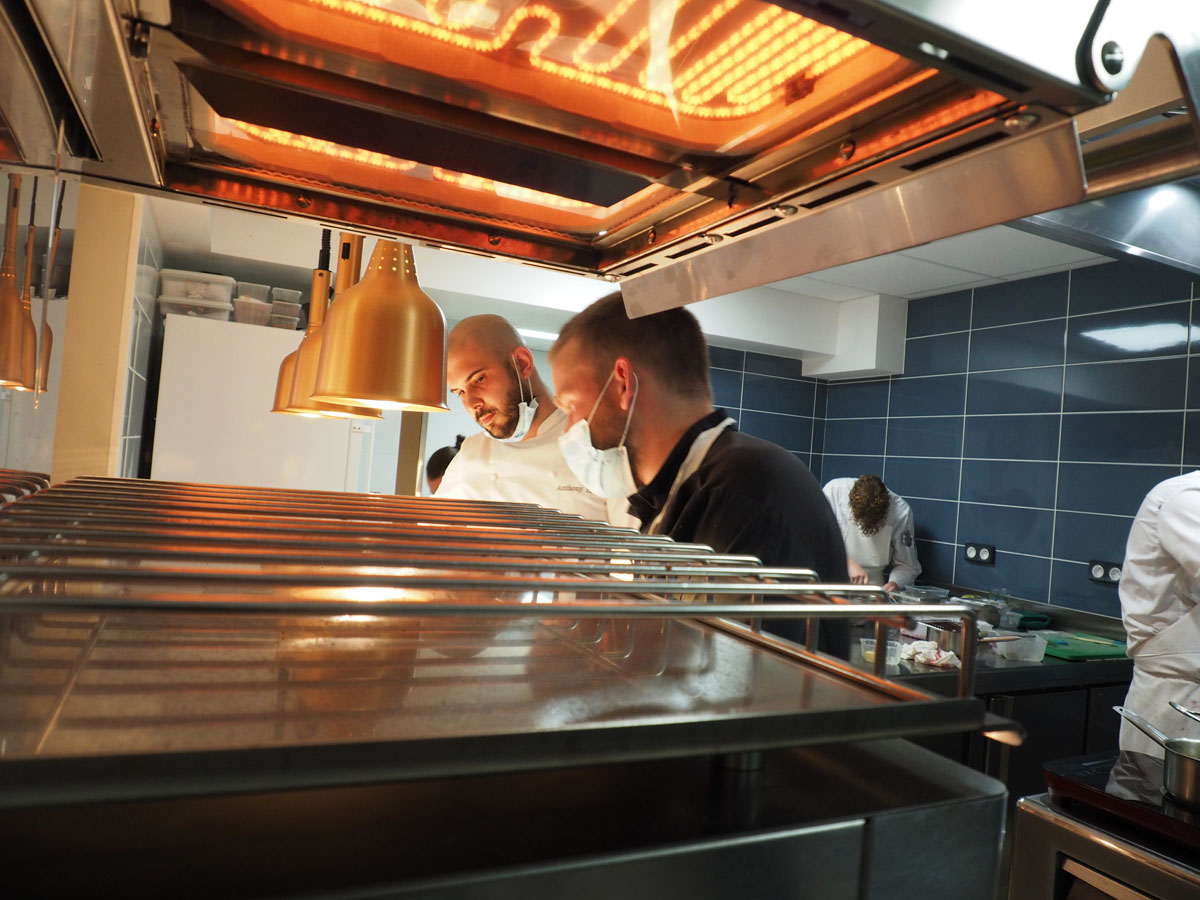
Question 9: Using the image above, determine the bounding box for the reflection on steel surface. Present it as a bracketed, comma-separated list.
[0, 476, 985, 807]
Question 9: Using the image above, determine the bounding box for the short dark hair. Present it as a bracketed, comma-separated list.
[426, 435, 465, 480]
[552, 293, 712, 400]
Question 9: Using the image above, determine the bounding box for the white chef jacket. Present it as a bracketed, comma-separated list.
[1117, 471, 1200, 756]
[435, 407, 630, 525]
[822, 477, 921, 587]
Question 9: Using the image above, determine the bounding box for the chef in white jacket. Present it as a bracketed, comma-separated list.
[1116, 471, 1200, 757]
[823, 475, 921, 592]
[436, 314, 628, 524]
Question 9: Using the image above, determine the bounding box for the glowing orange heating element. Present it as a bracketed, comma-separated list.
[228, 119, 602, 211]
[296, 0, 871, 119]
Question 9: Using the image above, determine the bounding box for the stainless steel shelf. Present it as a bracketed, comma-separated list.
[0, 477, 986, 808]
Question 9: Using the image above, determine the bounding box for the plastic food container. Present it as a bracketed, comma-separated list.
[860, 638, 901, 666]
[271, 287, 303, 304]
[233, 297, 271, 326]
[271, 300, 302, 318]
[992, 634, 1048, 662]
[237, 281, 271, 303]
[270, 314, 300, 330]
[160, 269, 236, 304]
[157, 295, 233, 320]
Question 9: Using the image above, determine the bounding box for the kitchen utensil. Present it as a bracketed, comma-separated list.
[1170, 701, 1200, 726]
[923, 620, 1019, 656]
[1114, 706, 1200, 807]
[1068, 633, 1125, 646]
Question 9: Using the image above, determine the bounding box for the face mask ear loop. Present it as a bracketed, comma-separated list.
[618, 372, 638, 449]
[585, 367, 617, 423]
[511, 355, 527, 405]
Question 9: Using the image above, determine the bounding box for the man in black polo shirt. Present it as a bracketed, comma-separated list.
[548, 293, 850, 656]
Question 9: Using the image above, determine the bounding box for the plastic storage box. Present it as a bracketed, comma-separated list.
[160, 269, 236, 304]
[271, 300, 302, 318]
[271, 287, 302, 304]
[270, 314, 300, 330]
[237, 281, 270, 302]
[157, 295, 233, 320]
[992, 634, 1048, 662]
[233, 297, 272, 326]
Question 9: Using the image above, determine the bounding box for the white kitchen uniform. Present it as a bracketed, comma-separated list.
[1117, 471, 1200, 757]
[435, 407, 630, 525]
[822, 477, 921, 587]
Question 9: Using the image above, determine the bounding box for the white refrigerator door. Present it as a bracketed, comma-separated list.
[151, 315, 352, 490]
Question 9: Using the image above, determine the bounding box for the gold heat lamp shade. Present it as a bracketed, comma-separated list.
[271, 348, 308, 415]
[311, 240, 448, 412]
[0, 174, 29, 389]
[286, 268, 381, 419]
[15, 195, 38, 393]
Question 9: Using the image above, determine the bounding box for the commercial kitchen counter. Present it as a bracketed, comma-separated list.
[847, 623, 1133, 696]
[0, 476, 1009, 899]
[845, 602, 1133, 808]
[3, 738, 1007, 899]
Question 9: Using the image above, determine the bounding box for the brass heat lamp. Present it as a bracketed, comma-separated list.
[270, 348, 306, 415]
[0, 174, 29, 389]
[15, 176, 39, 392]
[311, 239, 448, 412]
[286, 232, 381, 420]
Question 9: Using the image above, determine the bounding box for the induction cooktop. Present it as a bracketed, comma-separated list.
[1044, 752, 1200, 853]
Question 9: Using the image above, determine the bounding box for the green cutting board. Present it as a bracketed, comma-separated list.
[1041, 633, 1128, 660]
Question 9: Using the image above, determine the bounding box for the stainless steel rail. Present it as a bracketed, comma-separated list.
[0, 477, 985, 801]
[0, 468, 50, 502]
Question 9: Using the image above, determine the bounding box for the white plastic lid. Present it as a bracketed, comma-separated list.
[159, 269, 237, 285]
[157, 295, 234, 311]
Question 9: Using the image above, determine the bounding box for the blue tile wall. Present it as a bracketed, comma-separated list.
[821, 454, 885, 482]
[1069, 260, 1192, 314]
[972, 272, 1069, 327]
[707, 258, 1196, 619]
[708, 345, 823, 482]
[815, 259, 1197, 618]
[824, 417, 887, 456]
[1066, 302, 1191, 363]
[966, 367, 1064, 414]
[887, 416, 963, 458]
[969, 319, 1065, 371]
[889, 374, 965, 417]
[962, 415, 1059, 461]
[1063, 358, 1187, 412]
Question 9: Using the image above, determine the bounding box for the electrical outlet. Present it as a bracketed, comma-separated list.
[964, 542, 995, 565]
[1088, 560, 1122, 584]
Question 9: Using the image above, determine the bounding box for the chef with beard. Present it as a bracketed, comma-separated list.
[435, 314, 625, 524]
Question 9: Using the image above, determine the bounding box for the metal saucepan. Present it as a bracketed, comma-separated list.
[1170, 700, 1200, 726]
[1114, 706, 1200, 807]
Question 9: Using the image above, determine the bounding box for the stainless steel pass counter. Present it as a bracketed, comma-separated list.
[0, 477, 1007, 898]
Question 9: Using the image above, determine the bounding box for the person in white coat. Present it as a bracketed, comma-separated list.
[436, 314, 627, 524]
[823, 475, 921, 593]
[1116, 471, 1200, 757]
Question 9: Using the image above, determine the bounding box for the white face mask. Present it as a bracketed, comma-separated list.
[495, 355, 538, 443]
[558, 369, 639, 499]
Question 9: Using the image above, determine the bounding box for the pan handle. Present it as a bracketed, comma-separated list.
[1169, 700, 1200, 725]
[1113, 706, 1170, 749]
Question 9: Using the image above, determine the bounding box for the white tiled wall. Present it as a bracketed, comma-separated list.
[120, 204, 161, 478]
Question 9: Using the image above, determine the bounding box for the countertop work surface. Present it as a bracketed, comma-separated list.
[847, 623, 1133, 696]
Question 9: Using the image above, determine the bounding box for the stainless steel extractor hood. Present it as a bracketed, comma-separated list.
[1, 1, 1199, 309]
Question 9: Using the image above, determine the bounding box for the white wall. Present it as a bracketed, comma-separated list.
[152, 315, 354, 490]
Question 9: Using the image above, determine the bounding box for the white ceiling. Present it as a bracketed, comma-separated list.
[145, 194, 1114, 350]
